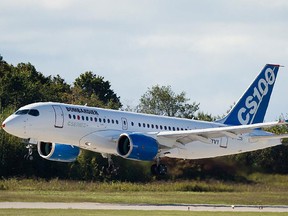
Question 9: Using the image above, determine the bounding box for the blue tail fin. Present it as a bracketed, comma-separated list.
[218, 64, 280, 125]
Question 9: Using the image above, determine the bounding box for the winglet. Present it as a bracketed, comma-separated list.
[217, 64, 281, 125]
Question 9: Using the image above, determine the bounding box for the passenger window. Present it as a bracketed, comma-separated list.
[112, 119, 114, 124]
[138, 123, 141, 127]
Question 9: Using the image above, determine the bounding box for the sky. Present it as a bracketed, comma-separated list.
[1, 0, 288, 121]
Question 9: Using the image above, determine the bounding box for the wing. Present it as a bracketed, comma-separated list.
[156, 121, 288, 147]
[79, 130, 121, 154]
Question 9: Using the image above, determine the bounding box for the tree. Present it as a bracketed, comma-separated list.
[0, 61, 70, 108]
[137, 85, 199, 119]
[74, 71, 121, 109]
[137, 85, 204, 179]
[41, 75, 72, 103]
[195, 111, 216, 121]
[230, 124, 288, 174]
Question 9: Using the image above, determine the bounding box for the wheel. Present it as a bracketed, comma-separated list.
[157, 164, 168, 175]
[151, 164, 158, 175]
[102, 165, 118, 175]
[151, 164, 168, 176]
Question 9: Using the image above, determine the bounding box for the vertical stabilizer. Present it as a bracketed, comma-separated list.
[218, 64, 280, 125]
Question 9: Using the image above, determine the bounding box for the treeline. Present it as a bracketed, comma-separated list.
[0, 55, 288, 182]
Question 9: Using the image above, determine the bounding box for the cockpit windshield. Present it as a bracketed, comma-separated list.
[15, 109, 29, 115]
[15, 109, 40, 116]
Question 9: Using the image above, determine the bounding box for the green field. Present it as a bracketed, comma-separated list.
[0, 209, 287, 216]
[0, 173, 288, 206]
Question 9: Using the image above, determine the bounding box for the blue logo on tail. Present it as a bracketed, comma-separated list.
[219, 64, 280, 125]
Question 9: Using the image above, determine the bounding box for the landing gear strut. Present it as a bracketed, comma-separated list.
[24, 144, 34, 160]
[101, 154, 119, 175]
[151, 157, 168, 176]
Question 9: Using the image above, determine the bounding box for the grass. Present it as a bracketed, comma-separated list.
[0, 173, 288, 205]
[0, 209, 287, 216]
[0, 178, 237, 192]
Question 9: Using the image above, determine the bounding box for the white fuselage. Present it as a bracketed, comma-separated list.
[2, 102, 280, 160]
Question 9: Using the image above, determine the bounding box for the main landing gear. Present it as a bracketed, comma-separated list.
[151, 158, 168, 176]
[101, 154, 119, 175]
[101, 154, 168, 176]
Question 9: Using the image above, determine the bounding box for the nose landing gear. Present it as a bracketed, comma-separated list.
[23, 139, 37, 161]
[24, 144, 34, 160]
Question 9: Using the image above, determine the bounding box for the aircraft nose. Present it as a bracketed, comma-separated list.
[2, 115, 27, 138]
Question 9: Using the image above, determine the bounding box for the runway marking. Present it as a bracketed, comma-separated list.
[0, 202, 288, 212]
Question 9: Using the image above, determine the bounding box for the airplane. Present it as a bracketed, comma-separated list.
[2, 64, 288, 175]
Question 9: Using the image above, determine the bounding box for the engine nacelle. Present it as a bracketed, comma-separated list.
[37, 142, 80, 162]
[117, 133, 158, 161]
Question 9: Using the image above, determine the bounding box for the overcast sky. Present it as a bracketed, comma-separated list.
[1, 0, 288, 121]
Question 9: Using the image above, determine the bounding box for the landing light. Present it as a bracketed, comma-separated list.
[1, 124, 5, 128]
[85, 142, 91, 146]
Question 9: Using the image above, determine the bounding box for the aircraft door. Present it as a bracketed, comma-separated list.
[220, 137, 228, 148]
[121, 117, 128, 130]
[52, 105, 64, 128]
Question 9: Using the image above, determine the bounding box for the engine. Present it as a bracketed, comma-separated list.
[37, 142, 80, 162]
[117, 133, 158, 161]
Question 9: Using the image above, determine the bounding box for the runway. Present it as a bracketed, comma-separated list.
[0, 202, 288, 212]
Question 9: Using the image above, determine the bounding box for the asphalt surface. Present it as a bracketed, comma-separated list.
[0, 202, 288, 212]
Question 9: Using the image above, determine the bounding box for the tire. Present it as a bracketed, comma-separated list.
[151, 164, 158, 175]
[151, 164, 168, 176]
[157, 164, 168, 175]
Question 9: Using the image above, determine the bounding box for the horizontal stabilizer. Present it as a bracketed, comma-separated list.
[249, 133, 288, 142]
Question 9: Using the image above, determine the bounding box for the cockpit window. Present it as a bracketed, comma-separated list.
[15, 109, 29, 115]
[28, 109, 40, 116]
[15, 109, 39, 116]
